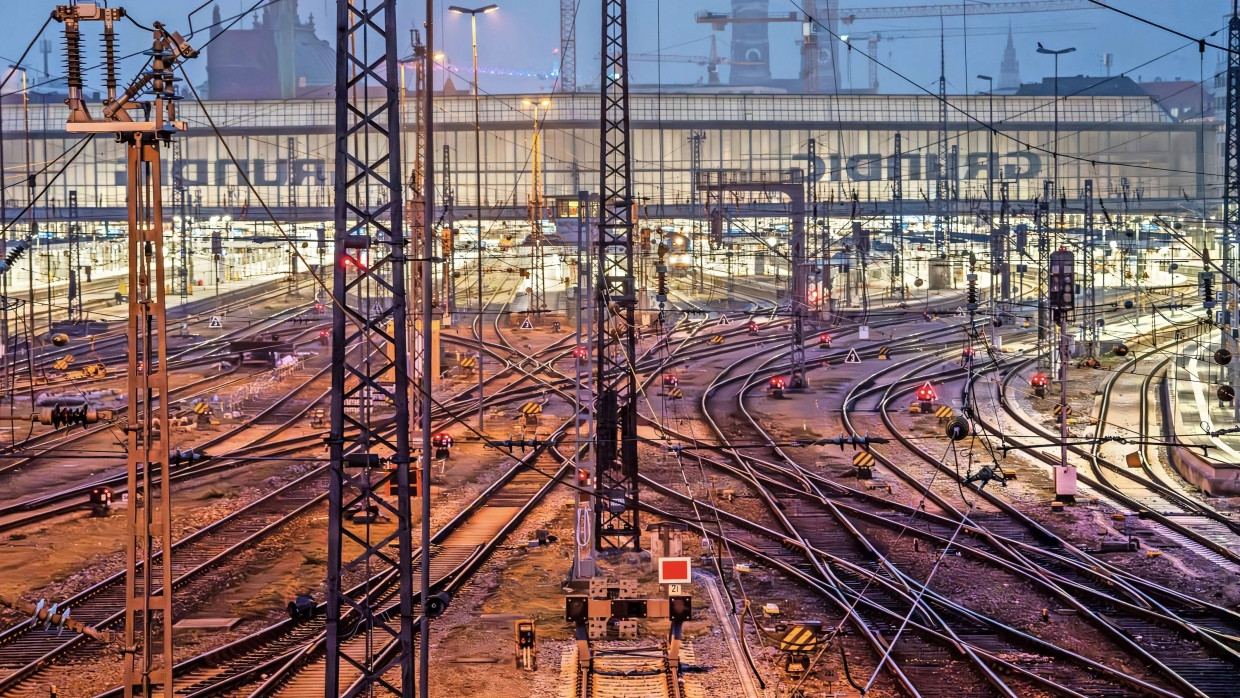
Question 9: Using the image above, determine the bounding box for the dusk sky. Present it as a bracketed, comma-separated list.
[0, 1, 1229, 98]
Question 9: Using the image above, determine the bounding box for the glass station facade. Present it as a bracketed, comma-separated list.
[0, 91, 1213, 220]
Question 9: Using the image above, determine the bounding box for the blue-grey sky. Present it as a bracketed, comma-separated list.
[0, 1, 1231, 97]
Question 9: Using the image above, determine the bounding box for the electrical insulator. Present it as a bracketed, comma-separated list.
[0, 239, 30, 274]
[39, 405, 97, 429]
[966, 273, 978, 311]
[169, 448, 209, 466]
[1201, 272, 1216, 309]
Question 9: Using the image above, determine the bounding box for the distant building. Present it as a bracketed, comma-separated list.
[1139, 79, 1214, 121]
[1014, 75, 1147, 98]
[206, 1, 334, 100]
[997, 26, 1020, 94]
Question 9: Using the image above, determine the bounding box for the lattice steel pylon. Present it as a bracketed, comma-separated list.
[595, 0, 640, 551]
[1082, 179, 1097, 358]
[560, 0, 577, 92]
[1223, 2, 1240, 423]
[892, 132, 903, 298]
[55, 6, 196, 696]
[935, 24, 950, 251]
[326, 0, 415, 695]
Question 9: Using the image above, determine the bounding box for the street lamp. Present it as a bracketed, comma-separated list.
[9, 65, 37, 336]
[1035, 43, 1075, 203]
[449, 3, 498, 432]
[978, 73, 1007, 308]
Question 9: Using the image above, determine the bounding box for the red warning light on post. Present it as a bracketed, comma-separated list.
[819, 333, 831, 345]
[769, 376, 786, 390]
[431, 433, 454, 449]
[662, 374, 678, 387]
[1031, 373, 1048, 388]
[915, 382, 937, 402]
[573, 346, 589, 360]
[314, 302, 325, 313]
[747, 321, 759, 333]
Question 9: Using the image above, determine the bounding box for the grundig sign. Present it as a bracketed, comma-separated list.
[797, 151, 1044, 183]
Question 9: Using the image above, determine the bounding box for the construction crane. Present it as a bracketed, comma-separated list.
[843, 22, 1093, 91]
[696, 0, 1103, 91]
[629, 36, 756, 85]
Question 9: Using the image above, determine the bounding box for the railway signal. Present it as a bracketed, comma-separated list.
[573, 345, 589, 361]
[915, 382, 936, 412]
[431, 432, 454, 459]
[577, 467, 593, 488]
[747, 320, 759, 335]
[662, 374, 678, 388]
[769, 375, 786, 398]
[1031, 373, 1049, 398]
[818, 333, 831, 348]
[961, 347, 975, 366]
[89, 486, 112, 517]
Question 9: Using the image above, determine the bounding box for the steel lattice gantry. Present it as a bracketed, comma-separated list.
[326, 0, 416, 696]
[595, 0, 641, 552]
[1222, 4, 1240, 422]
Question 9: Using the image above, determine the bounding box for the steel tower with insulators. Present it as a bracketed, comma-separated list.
[54, 6, 198, 695]
[325, 0, 416, 695]
[595, 0, 641, 551]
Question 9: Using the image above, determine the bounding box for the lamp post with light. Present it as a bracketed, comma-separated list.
[449, 3, 497, 431]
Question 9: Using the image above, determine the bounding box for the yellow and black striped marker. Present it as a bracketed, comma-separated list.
[1053, 404, 1072, 417]
[934, 405, 953, 418]
[520, 401, 544, 416]
[666, 386, 683, 400]
[193, 402, 212, 415]
[53, 357, 74, 371]
[459, 355, 477, 369]
[777, 623, 822, 653]
[709, 335, 725, 345]
[877, 347, 891, 360]
[853, 451, 875, 468]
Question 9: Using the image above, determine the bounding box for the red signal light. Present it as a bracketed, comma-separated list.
[577, 468, 592, 487]
[573, 346, 589, 360]
[315, 302, 325, 312]
[431, 432, 454, 449]
[748, 321, 759, 332]
[819, 333, 831, 345]
[915, 382, 937, 402]
[662, 374, 678, 387]
[319, 329, 330, 338]
[769, 376, 786, 390]
[1031, 373, 1048, 388]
